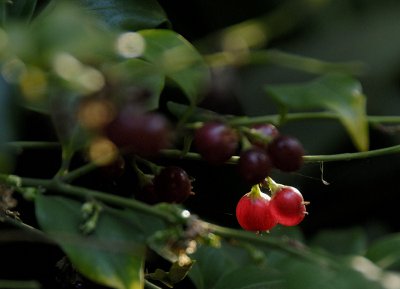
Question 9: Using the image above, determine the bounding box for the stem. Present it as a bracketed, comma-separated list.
[5, 141, 60, 150]
[207, 223, 336, 268]
[162, 143, 400, 164]
[62, 161, 98, 183]
[0, 174, 175, 223]
[303, 144, 400, 162]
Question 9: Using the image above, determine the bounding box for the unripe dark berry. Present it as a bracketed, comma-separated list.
[251, 123, 279, 149]
[194, 122, 238, 164]
[153, 166, 193, 203]
[238, 147, 272, 184]
[105, 109, 172, 157]
[268, 135, 304, 172]
[236, 192, 277, 231]
[270, 186, 307, 226]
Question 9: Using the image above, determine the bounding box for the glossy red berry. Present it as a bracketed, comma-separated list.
[153, 166, 193, 203]
[238, 147, 272, 184]
[251, 123, 279, 149]
[105, 109, 172, 157]
[270, 186, 307, 226]
[236, 191, 277, 231]
[268, 135, 304, 172]
[194, 122, 239, 164]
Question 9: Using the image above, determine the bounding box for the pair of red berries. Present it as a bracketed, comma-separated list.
[194, 122, 305, 185]
[236, 180, 308, 231]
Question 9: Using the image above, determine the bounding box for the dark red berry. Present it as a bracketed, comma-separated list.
[105, 109, 172, 157]
[268, 135, 304, 172]
[270, 186, 307, 226]
[194, 122, 238, 164]
[238, 147, 272, 184]
[153, 166, 193, 203]
[236, 192, 277, 231]
[251, 123, 279, 148]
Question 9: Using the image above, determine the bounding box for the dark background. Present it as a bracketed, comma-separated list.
[3, 0, 400, 288]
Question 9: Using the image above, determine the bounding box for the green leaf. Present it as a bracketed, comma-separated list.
[310, 227, 367, 255]
[167, 101, 219, 122]
[189, 244, 237, 289]
[365, 233, 400, 270]
[139, 29, 210, 104]
[266, 74, 369, 151]
[35, 195, 165, 289]
[76, 0, 170, 30]
[212, 266, 282, 289]
[107, 59, 165, 110]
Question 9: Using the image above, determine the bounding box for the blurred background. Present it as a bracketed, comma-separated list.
[3, 0, 400, 288]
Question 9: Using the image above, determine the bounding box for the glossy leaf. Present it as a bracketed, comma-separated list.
[167, 101, 219, 122]
[365, 233, 400, 270]
[107, 59, 165, 110]
[76, 0, 170, 30]
[139, 29, 210, 104]
[266, 74, 369, 151]
[35, 195, 165, 289]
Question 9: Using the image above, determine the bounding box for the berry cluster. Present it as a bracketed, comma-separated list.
[236, 179, 308, 232]
[193, 121, 304, 184]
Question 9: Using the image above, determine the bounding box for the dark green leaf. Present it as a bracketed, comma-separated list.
[212, 266, 282, 289]
[366, 233, 400, 270]
[108, 59, 165, 110]
[35, 195, 165, 289]
[310, 227, 367, 255]
[139, 29, 210, 104]
[189, 244, 237, 289]
[266, 74, 369, 151]
[76, 0, 170, 30]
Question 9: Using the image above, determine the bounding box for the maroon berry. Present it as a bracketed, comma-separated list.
[238, 147, 272, 184]
[106, 109, 172, 157]
[194, 122, 238, 164]
[136, 183, 160, 205]
[153, 166, 192, 203]
[268, 135, 304, 172]
[270, 186, 307, 226]
[251, 123, 279, 148]
[236, 191, 277, 231]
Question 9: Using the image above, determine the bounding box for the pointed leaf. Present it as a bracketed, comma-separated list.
[139, 29, 210, 104]
[76, 0, 170, 30]
[35, 195, 165, 289]
[266, 74, 369, 151]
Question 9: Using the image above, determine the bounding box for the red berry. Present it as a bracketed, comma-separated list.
[268, 135, 304, 172]
[236, 192, 277, 231]
[251, 124, 279, 149]
[270, 186, 307, 226]
[238, 147, 272, 184]
[194, 122, 238, 164]
[153, 166, 193, 203]
[105, 109, 172, 157]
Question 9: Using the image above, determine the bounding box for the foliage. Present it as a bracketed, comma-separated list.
[1, 1, 400, 289]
